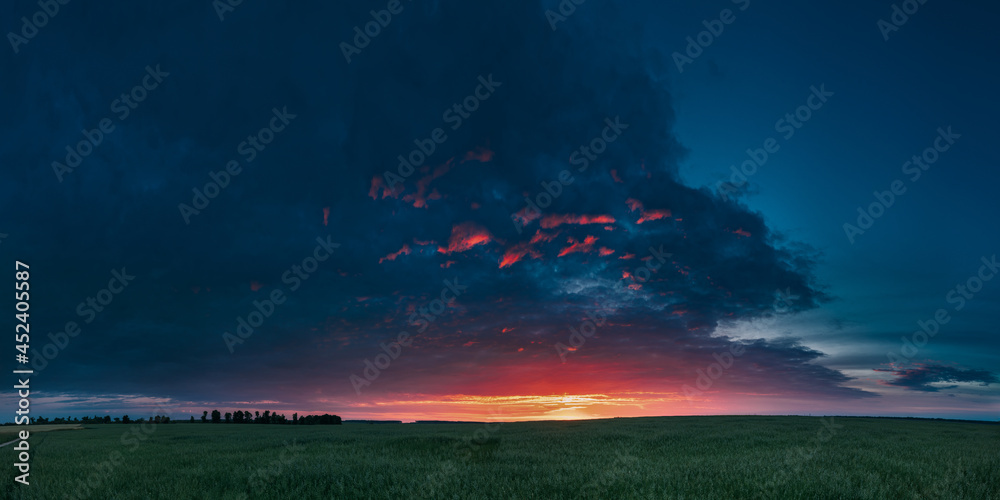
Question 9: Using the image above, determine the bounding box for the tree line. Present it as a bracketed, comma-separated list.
[26, 415, 170, 424]
[15, 412, 341, 425]
[199, 410, 341, 425]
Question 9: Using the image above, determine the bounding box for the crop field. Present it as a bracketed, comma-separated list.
[0, 416, 996, 499]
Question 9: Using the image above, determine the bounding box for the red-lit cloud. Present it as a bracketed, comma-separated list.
[463, 146, 494, 163]
[500, 242, 542, 268]
[557, 235, 598, 257]
[439, 222, 498, 254]
[626, 198, 672, 224]
[404, 159, 454, 209]
[541, 214, 615, 229]
[379, 244, 412, 263]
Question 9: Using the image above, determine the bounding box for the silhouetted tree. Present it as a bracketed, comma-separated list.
[190, 416, 195, 423]
[201, 411, 208, 423]
[123, 415, 130, 424]
[225, 412, 232, 423]
[255, 411, 261, 423]
[211, 410, 221, 423]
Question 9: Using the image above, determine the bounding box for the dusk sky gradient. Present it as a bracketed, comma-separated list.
[1, 0, 997, 422]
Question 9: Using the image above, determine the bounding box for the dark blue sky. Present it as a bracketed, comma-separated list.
[1, 0, 997, 421]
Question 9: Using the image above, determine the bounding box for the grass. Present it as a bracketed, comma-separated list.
[0, 424, 83, 435]
[0, 416, 996, 499]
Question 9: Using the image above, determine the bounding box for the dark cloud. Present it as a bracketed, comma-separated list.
[876, 365, 999, 392]
[0, 0, 871, 414]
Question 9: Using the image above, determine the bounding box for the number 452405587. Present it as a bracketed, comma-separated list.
[15, 261, 29, 355]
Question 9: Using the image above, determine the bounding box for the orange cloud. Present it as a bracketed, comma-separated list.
[500, 242, 542, 268]
[379, 244, 412, 263]
[541, 214, 615, 229]
[439, 222, 497, 254]
[404, 159, 454, 209]
[463, 146, 494, 163]
[368, 176, 399, 200]
[598, 247, 615, 256]
[557, 235, 598, 257]
[627, 198, 671, 223]
[529, 230, 558, 244]
[637, 209, 672, 224]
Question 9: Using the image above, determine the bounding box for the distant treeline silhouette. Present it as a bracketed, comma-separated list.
[12, 411, 342, 425]
[198, 410, 342, 425]
[23, 415, 170, 424]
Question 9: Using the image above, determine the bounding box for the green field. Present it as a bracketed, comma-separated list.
[0, 416, 996, 499]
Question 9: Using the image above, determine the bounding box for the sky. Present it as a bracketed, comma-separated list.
[1, 0, 997, 422]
